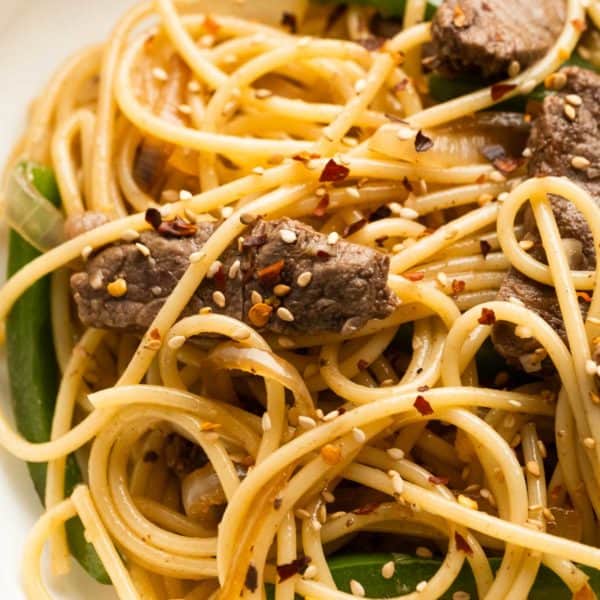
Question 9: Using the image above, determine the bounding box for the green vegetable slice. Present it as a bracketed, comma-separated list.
[6, 162, 110, 584]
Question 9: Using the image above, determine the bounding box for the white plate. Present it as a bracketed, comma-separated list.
[0, 1, 138, 597]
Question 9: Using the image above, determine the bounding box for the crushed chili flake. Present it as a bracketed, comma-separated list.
[404, 271, 425, 282]
[242, 234, 268, 248]
[273, 497, 283, 510]
[204, 16, 220, 34]
[344, 219, 367, 237]
[157, 216, 197, 237]
[402, 176, 413, 192]
[316, 248, 334, 259]
[276, 556, 310, 582]
[451, 279, 466, 295]
[280, 11, 297, 33]
[292, 151, 321, 164]
[414, 130, 434, 153]
[257, 260, 285, 287]
[145, 208, 162, 230]
[491, 83, 517, 101]
[428, 475, 449, 485]
[313, 194, 330, 217]
[480, 239, 492, 258]
[414, 395, 434, 416]
[150, 328, 161, 340]
[319, 158, 350, 183]
[417, 385, 430, 392]
[494, 156, 523, 174]
[357, 359, 369, 371]
[353, 502, 382, 515]
[455, 532, 473, 555]
[574, 584, 594, 600]
[245, 564, 258, 592]
[571, 18, 587, 32]
[478, 307, 496, 325]
[213, 265, 226, 291]
[143, 450, 159, 463]
[577, 291, 592, 303]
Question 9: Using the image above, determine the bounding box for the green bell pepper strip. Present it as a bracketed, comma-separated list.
[267, 553, 600, 598]
[6, 162, 110, 584]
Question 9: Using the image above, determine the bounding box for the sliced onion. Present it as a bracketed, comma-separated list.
[5, 162, 64, 252]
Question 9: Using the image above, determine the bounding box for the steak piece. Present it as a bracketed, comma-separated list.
[493, 67, 600, 368]
[71, 217, 398, 337]
[431, 0, 565, 79]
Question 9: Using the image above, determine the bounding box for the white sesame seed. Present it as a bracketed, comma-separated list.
[252, 166, 265, 175]
[120, 229, 140, 242]
[278, 336, 295, 348]
[522, 148, 532, 158]
[190, 251, 205, 263]
[277, 307, 295, 322]
[298, 415, 317, 429]
[261, 412, 272, 432]
[231, 327, 250, 341]
[584, 437, 596, 449]
[135, 242, 151, 257]
[212, 290, 226, 308]
[228, 259, 241, 279]
[188, 80, 201, 93]
[586, 359, 598, 375]
[221, 206, 234, 218]
[280, 228, 297, 244]
[251, 290, 263, 305]
[387, 448, 405, 460]
[152, 67, 168, 81]
[416, 581, 427, 593]
[295, 508, 311, 519]
[564, 104, 577, 121]
[354, 78, 367, 94]
[508, 60, 521, 77]
[566, 93, 583, 106]
[381, 560, 395, 579]
[178, 104, 192, 115]
[346, 186, 360, 199]
[497, 192, 510, 202]
[436, 272, 449, 287]
[352, 427, 367, 443]
[303, 565, 318, 579]
[519, 239, 534, 250]
[388, 470, 405, 495]
[416, 546, 433, 558]
[396, 126, 414, 141]
[322, 490, 335, 503]
[254, 88, 273, 99]
[398, 207, 419, 219]
[323, 410, 340, 422]
[81, 245, 93, 260]
[274, 284, 291, 296]
[207, 260, 223, 278]
[297, 271, 313, 287]
[350, 580, 366, 597]
[168, 335, 186, 350]
[508, 399, 523, 408]
[571, 156, 591, 170]
[526, 460, 541, 477]
[327, 231, 340, 245]
[179, 189, 193, 201]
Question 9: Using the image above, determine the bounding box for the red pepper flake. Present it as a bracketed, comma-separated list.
[145, 208, 162, 230]
[402, 176, 413, 191]
[316, 248, 334, 259]
[357, 359, 369, 370]
[480, 239, 492, 258]
[455, 532, 473, 555]
[276, 556, 310, 582]
[417, 385, 430, 392]
[292, 151, 321, 164]
[150, 328, 161, 340]
[491, 83, 517, 102]
[213, 265, 226, 291]
[257, 260, 285, 287]
[313, 194, 330, 217]
[414, 395, 434, 416]
[414, 130, 434, 153]
[451, 279, 466, 295]
[319, 158, 350, 183]
[344, 219, 367, 237]
[158, 216, 197, 237]
[577, 291, 592, 303]
[404, 271, 425, 282]
[428, 475, 449, 485]
[574, 585, 594, 600]
[353, 502, 381, 515]
[571, 18, 587, 32]
[280, 11, 297, 33]
[478, 307, 496, 325]
[476, 174, 487, 184]
[393, 79, 410, 94]
[204, 15, 221, 34]
[244, 564, 258, 592]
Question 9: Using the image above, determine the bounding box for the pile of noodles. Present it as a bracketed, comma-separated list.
[1, 0, 600, 598]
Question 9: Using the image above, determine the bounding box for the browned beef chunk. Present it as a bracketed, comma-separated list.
[492, 67, 600, 367]
[71, 218, 398, 337]
[431, 0, 565, 79]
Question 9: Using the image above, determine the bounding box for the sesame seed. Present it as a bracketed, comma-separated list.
[251, 291, 263, 305]
[279, 228, 297, 244]
[457, 495, 478, 510]
[352, 427, 366, 443]
[545, 72, 567, 90]
[564, 104, 577, 121]
[508, 60, 521, 77]
[152, 67, 168, 81]
[323, 410, 340, 422]
[566, 94, 583, 106]
[522, 148, 532, 158]
[436, 272, 449, 287]
[298, 36, 311, 47]
[322, 490, 335, 503]
[207, 260, 222, 278]
[542, 507, 556, 522]
[190, 251, 205, 263]
[212, 290, 226, 308]
[178, 104, 192, 115]
[168, 335, 186, 350]
[571, 156, 591, 170]
[514, 325, 532, 339]
[221, 206, 234, 218]
[398, 207, 419, 219]
[277, 307, 295, 322]
[416, 546, 433, 558]
[254, 88, 273, 99]
[315, 186, 327, 197]
[231, 327, 250, 341]
[151, 286, 162, 296]
[584, 437, 596, 449]
[347, 186, 360, 199]
[519, 239, 534, 250]
[107, 278, 127, 297]
[585, 359, 597, 375]
[135, 242, 151, 257]
[81, 245, 93, 260]
[179, 189, 193, 201]
[261, 412, 272, 432]
[396, 126, 414, 140]
[297, 271, 312, 287]
[526, 460, 541, 477]
[298, 415, 316, 429]
[350, 579, 365, 597]
[381, 560, 395, 579]
[274, 284, 291, 296]
[388, 470, 405, 495]
[295, 508, 311, 519]
[199, 306, 213, 315]
[354, 78, 367, 94]
[121, 229, 140, 242]
[252, 166, 265, 175]
[228, 259, 241, 279]
[327, 231, 340, 245]
[536, 439, 548, 458]
[508, 399, 522, 408]
[416, 581, 427, 593]
[497, 192, 510, 202]
[303, 565, 318, 579]
[188, 80, 201, 93]
[387, 447, 405, 460]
